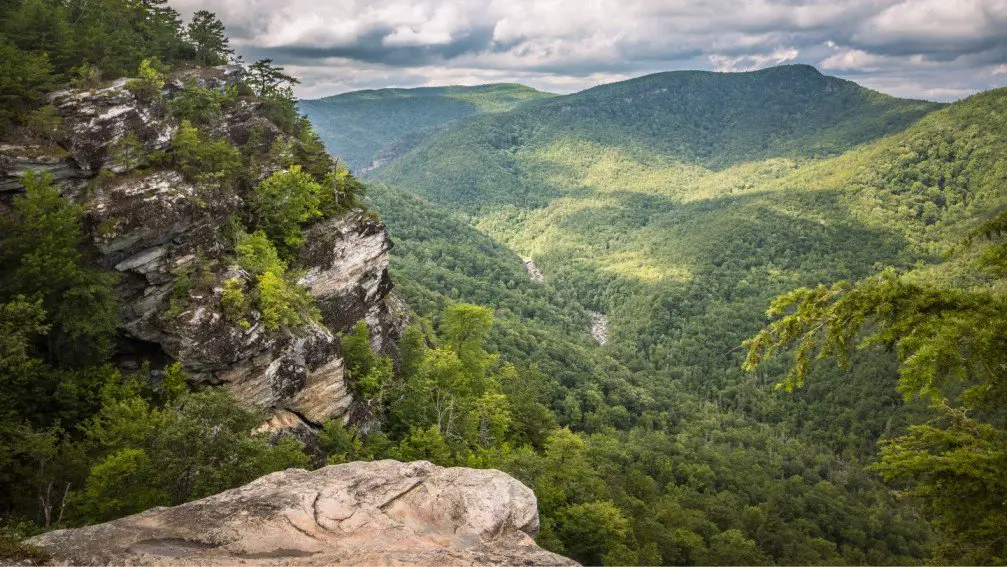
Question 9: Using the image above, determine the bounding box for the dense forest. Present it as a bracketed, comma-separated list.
[314, 66, 1006, 564]
[0, 0, 352, 558]
[2, 1, 1006, 566]
[299, 84, 554, 171]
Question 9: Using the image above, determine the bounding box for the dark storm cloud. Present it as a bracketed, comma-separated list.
[169, 0, 1007, 100]
[244, 25, 499, 67]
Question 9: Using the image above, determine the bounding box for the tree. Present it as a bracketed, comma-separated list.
[170, 120, 241, 189]
[75, 381, 309, 523]
[554, 501, 631, 566]
[706, 529, 769, 565]
[393, 425, 453, 466]
[250, 165, 324, 254]
[0, 40, 56, 129]
[0, 298, 49, 423]
[340, 321, 393, 401]
[234, 231, 319, 331]
[186, 10, 232, 66]
[247, 59, 298, 97]
[246, 59, 299, 97]
[0, 171, 118, 368]
[0, 423, 86, 529]
[743, 209, 1007, 563]
[440, 303, 494, 371]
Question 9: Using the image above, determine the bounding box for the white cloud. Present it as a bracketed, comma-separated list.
[709, 48, 800, 72]
[167, 0, 1007, 100]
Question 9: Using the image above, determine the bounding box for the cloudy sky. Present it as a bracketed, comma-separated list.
[170, 0, 1007, 101]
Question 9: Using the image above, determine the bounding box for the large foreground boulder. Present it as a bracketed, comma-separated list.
[28, 460, 576, 566]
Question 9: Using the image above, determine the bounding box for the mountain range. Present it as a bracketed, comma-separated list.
[301, 64, 1007, 564]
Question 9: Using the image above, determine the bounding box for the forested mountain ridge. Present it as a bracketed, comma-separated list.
[3, 0, 1005, 564]
[0, 3, 561, 564]
[356, 67, 1006, 565]
[299, 83, 554, 171]
[373, 65, 941, 210]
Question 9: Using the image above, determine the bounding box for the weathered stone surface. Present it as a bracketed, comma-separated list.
[0, 144, 89, 194]
[28, 460, 575, 566]
[48, 79, 176, 173]
[298, 212, 394, 336]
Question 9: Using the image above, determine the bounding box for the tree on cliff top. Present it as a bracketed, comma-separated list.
[186, 10, 233, 66]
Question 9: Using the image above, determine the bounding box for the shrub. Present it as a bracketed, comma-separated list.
[70, 62, 103, 90]
[235, 231, 285, 276]
[125, 59, 165, 102]
[234, 231, 319, 332]
[340, 321, 393, 400]
[257, 271, 318, 331]
[168, 79, 233, 125]
[22, 104, 62, 141]
[250, 166, 324, 255]
[0, 519, 49, 565]
[171, 120, 241, 190]
[220, 277, 247, 322]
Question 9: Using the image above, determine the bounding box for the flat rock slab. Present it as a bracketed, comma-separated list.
[28, 460, 576, 566]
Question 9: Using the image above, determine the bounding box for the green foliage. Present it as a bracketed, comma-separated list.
[69, 61, 102, 90]
[346, 71, 1007, 566]
[0, 171, 118, 368]
[706, 529, 769, 566]
[22, 104, 63, 141]
[0, 518, 49, 564]
[257, 271, 317, 330]
[185, 10, 232, 66]
[0, 38, 56, 131]
[392, 425, 454, 465]
[235, 230, 286, 275]
[124, 58, 165, 101]
[299, 83, 555, 171]
[171, 120, 241, 190]
[109, 130, 148, 171]
[158, 363, 188, 405]
[246, 59, 299, 98]
[555, 501, 631, 566]
[74, 375, 309, 524]
[220, 277, 247, 322]
[318, 420, 392, 465]
[234, 231, 319, 331]
[365, 180, 936, 564]
[0, 2, 235, 130]
[0, 2, 344, 546]
[873, 406, 1006, 564]
[745, 202, 1007, 563]
[375, 65, 940, 211]
[340, 321, 393, 400]
[250, 165, 324, 254]
[0, 297, 50, 422]
[167, 79, 231, 125]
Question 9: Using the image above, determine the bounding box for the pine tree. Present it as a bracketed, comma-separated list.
[186, 10, 232, 66]
[744, 209, 1007, 563]
[247, 59, 299, 97]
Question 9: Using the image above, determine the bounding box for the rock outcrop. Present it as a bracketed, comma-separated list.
[28, 460, 575, 566]
[0, 66, 401, 428]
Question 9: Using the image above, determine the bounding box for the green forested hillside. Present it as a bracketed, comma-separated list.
[363, 66, 1007, 564]
[374, 65, 941, 210]
[3, 1, 1004, 563]
[365, 182, 933, 565]
[299, 84, 554, 171]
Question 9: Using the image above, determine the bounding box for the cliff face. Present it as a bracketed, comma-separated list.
[28, 460, 576, 566]
[0, 67, 400, 429]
